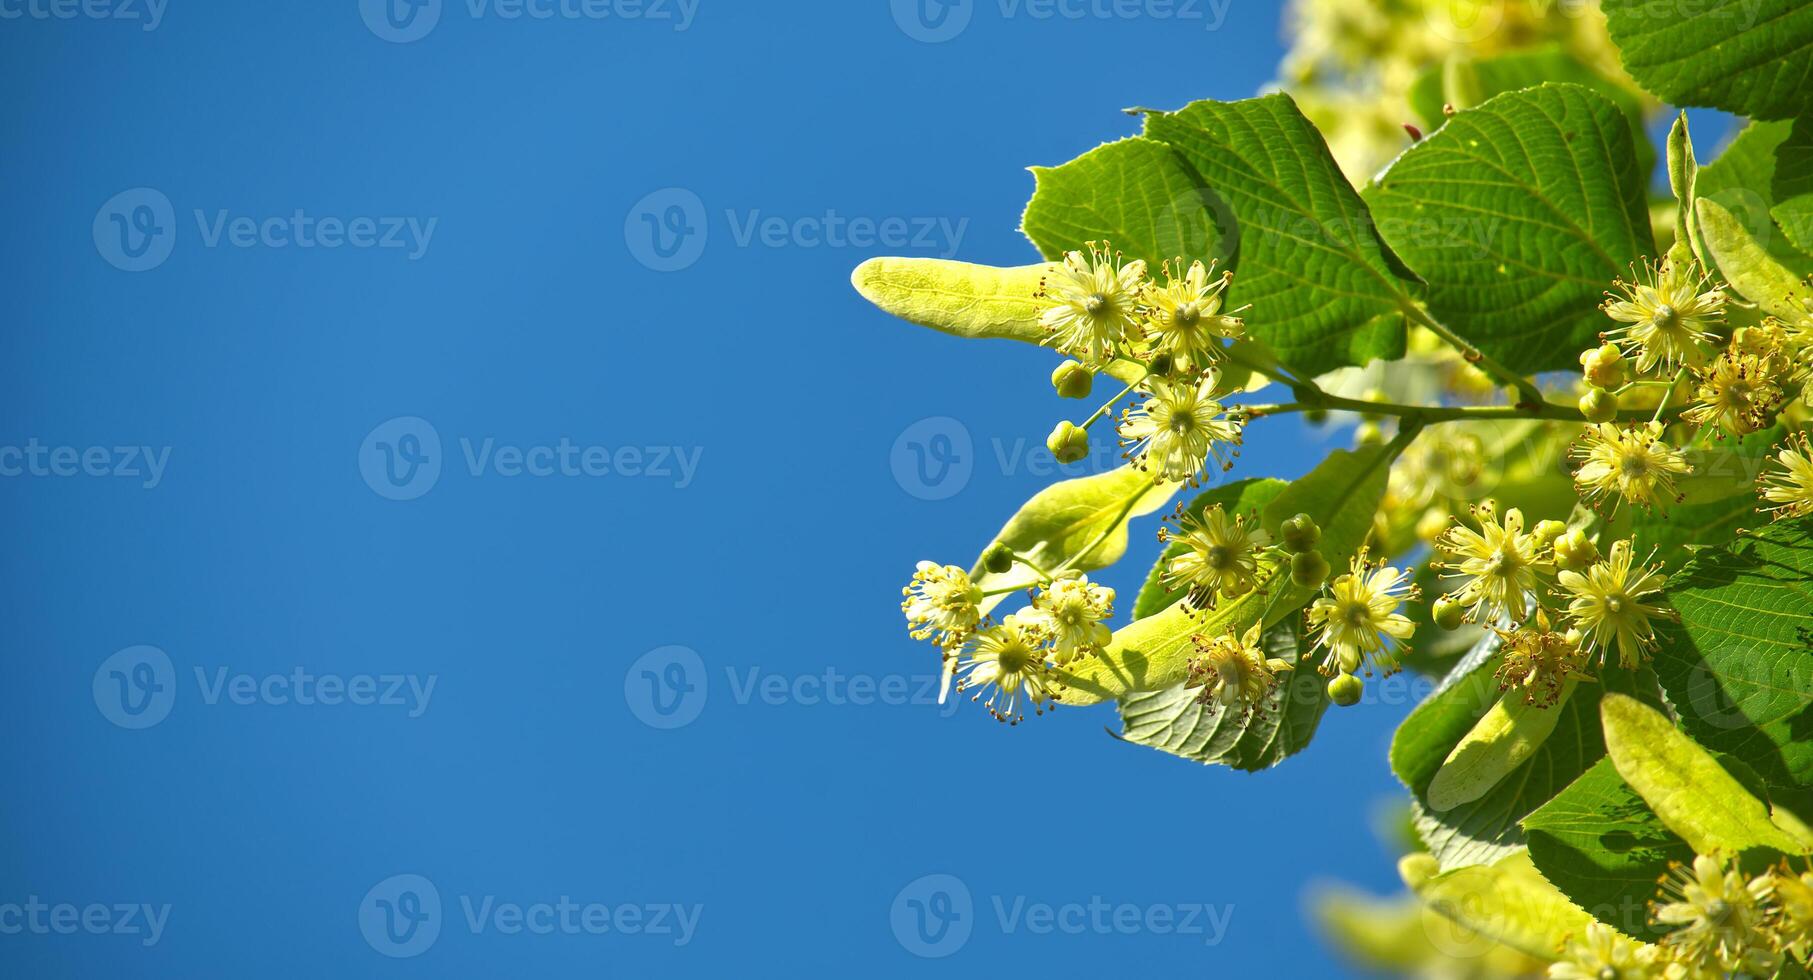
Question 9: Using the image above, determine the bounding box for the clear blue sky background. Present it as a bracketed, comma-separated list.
[2, 2, 1481, 975]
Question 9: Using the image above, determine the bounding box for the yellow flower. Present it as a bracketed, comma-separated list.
[1493, 615, 1590, 708]
[1764, 866, 1813, 962]
[1434, 502, 1546, 624]
[954, 613, 1057, 725]
[1117, 372, 1244, 486]
[1023, 575, 1114, 665]
[1557, 540, 1669, 669]
[1571, 422, 1693, 511]
[1682, 349, 1784, 436]
[1038, 242, 1147, 366]
[1185, 620, 1292, 713]
[901, 561, 983, 649]
[1140, 258, 1246, 370]
[1547, 922, 1664, 980]
[1653, 854, 1779, 976]
[1603, 258, 1723, 375]
[1759, 431, 1813, 522]
[1159, 504, 1271, 611]
[1306, 551, 1418, 676]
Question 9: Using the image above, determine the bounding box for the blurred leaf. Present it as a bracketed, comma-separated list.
[1771, 116, 1813, 258]
[1697, 198, 1813, 320]
[1412, 849, 1592, 960]
[1696, 119, 1813, 275]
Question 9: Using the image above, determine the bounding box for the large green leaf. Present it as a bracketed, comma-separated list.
[967, 463, 1181, 608]
[1365, 84, 1654, 375]
[1053, 442, 1393, 707]
[1406, 47, 1654, 180]
[1651, 517, 1813, 791]
[1523, 757, 1694, 940]
[1022, 137, 1229, 270]
[1600, 693, 1804, 854]
[1630, 489, 1760, 573]
[1141, 93, 1418, 377]
[1130, 477, 1286, 620]
[1115, 617, 1329, 772]
[1601, 0, 1813, 120]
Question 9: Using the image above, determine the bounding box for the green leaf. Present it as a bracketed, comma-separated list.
[1392, 630, 1659, 870]
[1696, 119, 1812, 275]
[1523, 757, 1694, 941]
[1771, 116, 1813, 259]
[1697, 198, 1813, 320]
[1021, 137, 1229, 270]
[1141, 93, 1417, 377]
[1130, 477, 1287, 620]
[1600, 692, 1804, 854]
[967, 463, 1182, 607]
[1365, 84, 1655, 375]
[1629, 488, 1760, 573]
[1651, 517, 1813, 790]
[1115, 617, 1329, 772]
[1426, 682, 1582, 813]
[849, 257, 1144, 385]
[1406, 47, 1655, 179]
[1053, 442, 1393, 707]
[1413, 849, 1594, 960]
[1601, 0, 1813, 120]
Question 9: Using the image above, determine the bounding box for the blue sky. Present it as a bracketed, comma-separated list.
[3, 2, 1444, 975]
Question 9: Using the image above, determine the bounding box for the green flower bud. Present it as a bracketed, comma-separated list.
[1290, 549, 1331, 588]
[1360, 387, 1388, 422]
[1328, 672, 1364, 707]
[1303, 407, 1329, 426]
[1579, 342, 1628, 390]
[1532, 519, 1568, 545]
[1280, 513, 1321, 552]
[981, 542, 1015, 575]
[1432, 595, 1466, 631]
[1047, 420, 1090, 465]
[1354, 421, 1384, 448]
[1554, 528, 1599, 570]
[1578, 387, 1618, 424]
[1050, 360, 1094, 400]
